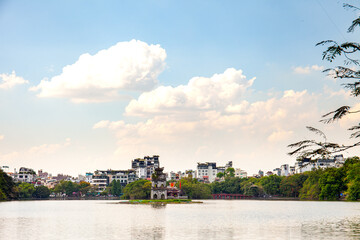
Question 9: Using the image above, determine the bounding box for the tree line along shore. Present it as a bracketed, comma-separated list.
[1, 156, 360, 201]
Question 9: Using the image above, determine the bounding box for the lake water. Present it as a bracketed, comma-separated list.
[0, 200, 360, 239]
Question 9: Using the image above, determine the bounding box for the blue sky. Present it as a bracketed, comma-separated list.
[0, 0, 359, 176]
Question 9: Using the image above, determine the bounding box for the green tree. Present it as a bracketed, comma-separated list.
[78, 181, 91, 195]
[53, 180, 80, 196]
[122, 180, 151, 199]
[225, 168, 235, 177]
[0, 169, 17, 200]
[109, 180, 122, 196]
[18, 182, 35, 199]
[33, 186, 50, 199]
[318, 168, 345, 200]
[299, 170, 322, 200]
[288, 4, 360, 159]
[346, 178, 360, 200]
[216, 172, 224, 178]
[279, 174, 308, 197]
[345, 160, 360, 200]
[191, 183, 212, 199]
[259, 175, 283, 195]
[177, 177, 212, 199]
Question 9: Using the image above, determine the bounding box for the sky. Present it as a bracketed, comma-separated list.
[0, 0, 360, 176]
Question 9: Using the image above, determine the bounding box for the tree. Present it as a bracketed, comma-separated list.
[259, 175, 283, 195]
[33, 186, 50, 199]
[279, 174, 308, 197]
[288, 4, 360, 159]
[0, 169, 17, 200]
[216, 172, 224, 178]
[318, 168, 345, 200]
[109, 180, 122, 196]
[344, 159, 360, 200]
[18, 182, 35, 199]
[191, 183, 212, 199]
[122, 180, 151, 199]
[78, 181, 91, 195]
[299, 170, 323, 200]
[225, 167, 235, 177]
[53, 180, 80, 196]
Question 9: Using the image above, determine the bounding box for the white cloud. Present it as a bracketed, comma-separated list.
[0, 138, 71, 161]
[293, 65, 324, 74]
[30, 40, 167, 103]
[94, 68, 331, 173]
[126, 68, 255, 116]
[0, 135, 4, 141]
[0, 71, 28, 89]
[28, 138, 71, 155]
[267, 130, 294, 142]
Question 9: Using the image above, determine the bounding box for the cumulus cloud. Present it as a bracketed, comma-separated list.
[94, 88, 318, 173]
[293, 65, 324, 74]
[0, 71, 28, 89]
[30, 40, 167, 103]
[126, 68, 255, 116]
[94, 68, 332, 173]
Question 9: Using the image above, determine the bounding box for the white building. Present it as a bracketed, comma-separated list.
[131, 155, 160, 179]
[295, 155, 345, 174]
[235, 168, 247, 178]
[85, 172, 93, 184]
[197, 162, 217, 183]
[91, 173, 108, 193]
[16, 167, 36, 183]
[280, 164, 290, 176]
[197, 161, 234, 183]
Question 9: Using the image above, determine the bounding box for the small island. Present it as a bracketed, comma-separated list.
[119, 199, 203, 204]
[119, 167, 203, 204]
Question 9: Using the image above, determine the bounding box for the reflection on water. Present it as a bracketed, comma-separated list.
[301, 217, 360, 239]
[0, 200, 360, 239]
[131, 226, 165, 240]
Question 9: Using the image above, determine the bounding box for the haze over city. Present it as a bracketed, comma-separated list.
[0, 0, 359, 176]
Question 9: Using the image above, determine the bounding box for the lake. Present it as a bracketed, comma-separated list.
[0, 200, 359, 239]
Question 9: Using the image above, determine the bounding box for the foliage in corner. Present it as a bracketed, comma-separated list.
[288, 3, 360, 159]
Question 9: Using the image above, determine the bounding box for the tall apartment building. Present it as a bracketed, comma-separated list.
[131, 155, 160, 179]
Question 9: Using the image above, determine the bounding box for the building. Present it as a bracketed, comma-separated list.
[85, 172, 93, 184]
[295, 155, 345, 174]
[151, 167, 167, 199]
[197, 162, 217, 183]
[90, 169, 138, 192]
[91, 172, 109, 193]
[132, 155, 160, 179]
[109, 170, 137, 186]
[280, 164, 290, 176]
[273, 168, 281, 176]
[15, 167, 36, 183]
[197, 161, 234, 183]
[235, 168, 247, 178]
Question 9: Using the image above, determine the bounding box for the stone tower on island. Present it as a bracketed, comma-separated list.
[151, 167, 167, 200]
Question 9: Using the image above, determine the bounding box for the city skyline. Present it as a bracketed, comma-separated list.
[1, 0, 359, 176]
